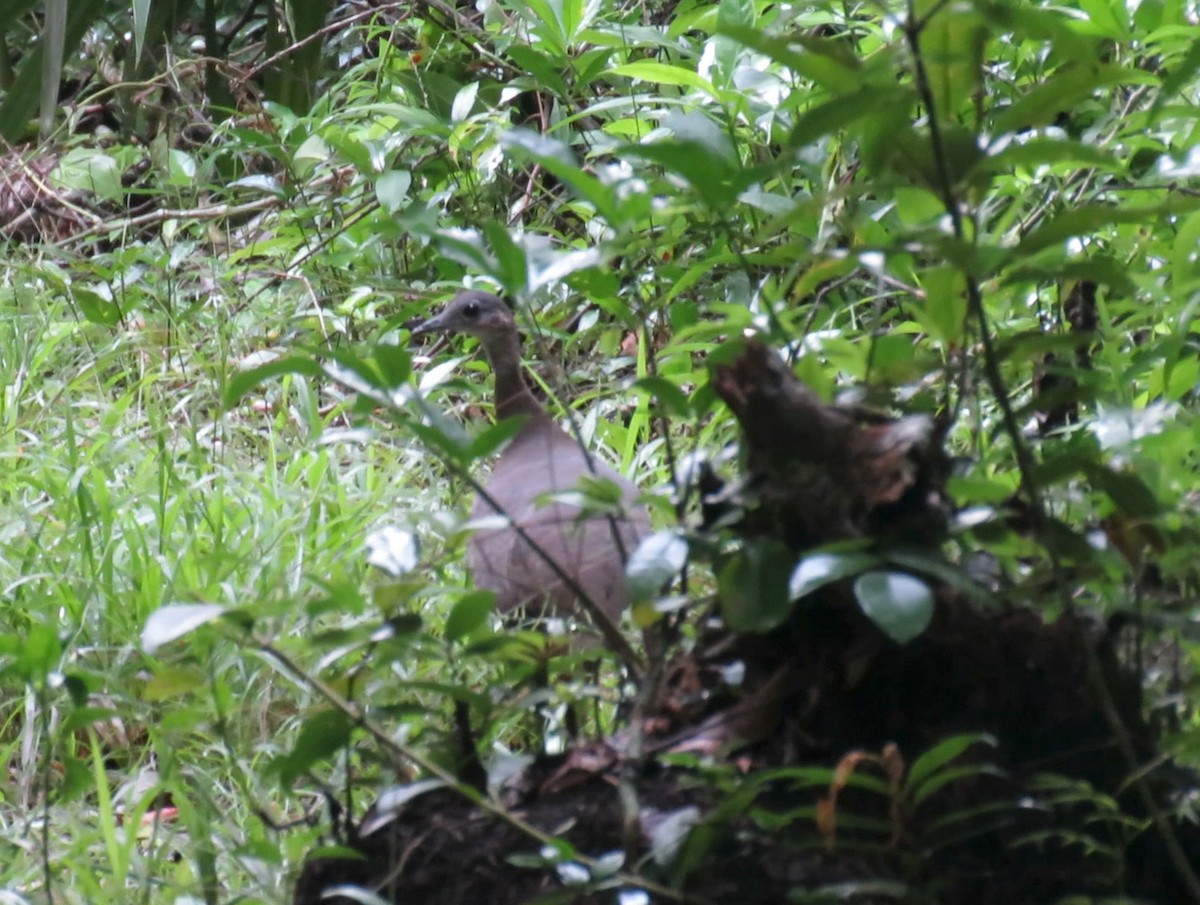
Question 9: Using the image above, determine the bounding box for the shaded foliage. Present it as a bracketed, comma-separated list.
[2, 0, 1200, 902]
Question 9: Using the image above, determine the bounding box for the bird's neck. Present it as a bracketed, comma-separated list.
[481, 331, 546, 422]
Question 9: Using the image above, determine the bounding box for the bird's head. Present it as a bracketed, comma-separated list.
[412, 291, 516, 342]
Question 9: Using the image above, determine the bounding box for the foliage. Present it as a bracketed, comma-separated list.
[2, 0, 1200, 901]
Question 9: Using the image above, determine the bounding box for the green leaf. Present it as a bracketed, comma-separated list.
[619, 140, 742, 207]
[222, 354, 323, 408]
[501, 130, 623, 225]
[53, 149, 123, 201]
[450, 81, 479, 124]
[1154, 36, 1200, 113]
[1077, 0, 1129, 39]
[982, 138, 1126, 175]
[907, 733, 996, 789]
[1083, 464, 1160, 517]
[789, 550, 880, 599]
[916, 0, 987, 122]
[633, 377, 694, 420]
[788, 86, 907, 148]
[717, 25, 863, 92]
[484, 223, 529, 297]
[73, 288, 122, 327]
[373, 344, 412, 387]
[13, 623, 61, 684]
[1015, 198, 1200, 258]
[991, 64, 1157, 136]
[626, 531, 689, 605]
[516, 0, 568, 56]
[142, 665, 206, 702]
[719, 539, 796, 633]
[917, 265, 967, 346]
[607, 62, 718, 97]
[276, 709, 353, 786]
[445, 591, 495, 641]
[376, 170, 412, 213]
[141, 603, 226, 653]
[712, 0, 754, 85]
[853, 571, 934, 644]
[468, 415, 531, 460]
[0, 0, 103, 140]
[1172, 209, 1200, 292]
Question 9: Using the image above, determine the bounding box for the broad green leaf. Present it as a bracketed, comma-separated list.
[982, 137, 1126, 175]
[293, 133, 331, 179]
[608, 62, 718, 97]
[918, 265, 967, 346]
[376, 170, 412, 212]
[712, 0, 754, 85]
[501, 130, 623, 225]
[633, 377, 694, 420]
[276, 709, 353, 786]
[1077, 0, 1129, 39]
[53, 149, 123, 201]
[364, 527, 419, 577]
[717, 25, 863, 92]
[73, 288, 122, 327]
[907, 733, 996, 789]
[142, 665, 206, 702]
[618, 140, 741, 207]
[991, 64, 1157, 136]
[468, 415, 531, 459]
[142, 604, 226, 653]
[663, 110, 737, 164]
[444, 591, 496, 641]
[516, 0, 568, 56]
[12, 623, 61, 684]
[1154, 36, 1200, 110]
[1083, 464, 1160, 517]
[790, 551, 880, 599]
[373, 343, 412, 387]
[627, 531, 688, 605]
[853, 571, 934, 644]
[484, 222, 528, 297]
[560, 0, 602, 45]
[1172, 209, 1200, 291]
[507, 45, 568, 96]
[916, 0, 987, 122]
[451, 82, 479, 124]
[222, 354, 323, 408]
[719, 539, 795, 633]
[1015, 198, 1200, 257]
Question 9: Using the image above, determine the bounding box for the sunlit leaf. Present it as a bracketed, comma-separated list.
[365, 527, 419, 577]
[627, 531, 688, 605]
[142, 604, 226, 653]
[790, 551, 880, 599]
[853, 571, 933, 644]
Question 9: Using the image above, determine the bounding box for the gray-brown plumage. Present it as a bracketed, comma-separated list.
[412, 291, 650, 636]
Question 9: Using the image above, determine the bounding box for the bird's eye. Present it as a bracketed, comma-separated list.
[463, 301, 480, 318]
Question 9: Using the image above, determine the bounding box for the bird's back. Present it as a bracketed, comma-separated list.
[468, 422, 649, 624]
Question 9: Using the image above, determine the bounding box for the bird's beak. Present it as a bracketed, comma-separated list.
[410, 309, 447, 337]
